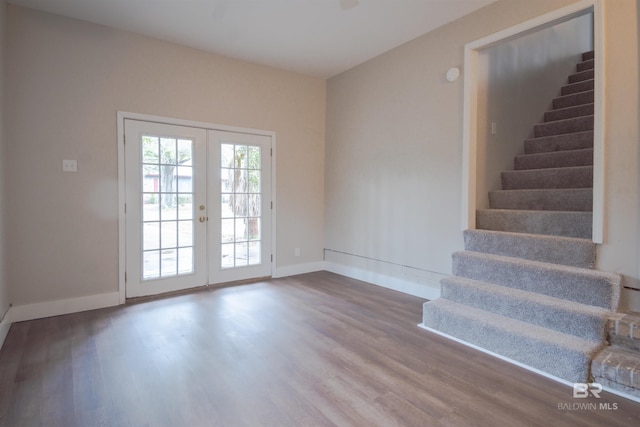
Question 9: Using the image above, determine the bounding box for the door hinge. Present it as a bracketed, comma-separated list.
[270, 148, 272, 156]
[271, 201, 273, 209]
[125, 272, 127, 283]
[271, 254, 273, 262]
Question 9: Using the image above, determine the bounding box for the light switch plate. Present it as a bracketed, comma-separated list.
[63, 159, 78, 172]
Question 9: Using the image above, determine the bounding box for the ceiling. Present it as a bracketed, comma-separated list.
[7, 0, 498, 78]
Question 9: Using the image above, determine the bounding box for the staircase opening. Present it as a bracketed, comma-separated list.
[461, 0, 604, 243]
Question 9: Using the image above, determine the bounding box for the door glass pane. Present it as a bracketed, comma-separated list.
[235, 242, 248, 266]
[161, 249, 177, 277]
[248, 241, 261, 265]
[220, 143, 263, 269]
[221, 244, 234, 268]
[143, 251, 160, 279]
[178, 220, 193, 247]
[178, 247, 193, 274]
[141, 134, 195, 280]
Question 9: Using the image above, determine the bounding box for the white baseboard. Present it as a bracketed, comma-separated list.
[273, 261, 324, 278]
[10, 292, 120, 323]
[324, 261, 441, 300]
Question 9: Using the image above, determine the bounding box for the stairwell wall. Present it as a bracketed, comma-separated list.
[325, 0, 640, 311]
[476, 14, 593, 209]
[0, 0, 9, 340]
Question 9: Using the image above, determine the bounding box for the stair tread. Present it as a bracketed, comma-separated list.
[425, 298, 602, 353]
[452, 250, 620, 309]
[569, 69, 594, 83]
[515, 148, 593, 170]
[464, 228, 595, 268]
[441, 276, 609, 340]
[534, 115, 593, 137]
[517, 147, 593, 159]
[442, 275, 609, 318]
[561, 79, 594, 95]
[577, 58, 594, 72]
[423, 299, 603, 382]
[544, 104, 594, 121]
[501, 165, 593, 190]
[454, 250, 619, 282]
[553, 89, 594, 109]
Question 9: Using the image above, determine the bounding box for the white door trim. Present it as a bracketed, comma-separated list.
[117, 111, 277, 303]
[461, 0, 604, 243]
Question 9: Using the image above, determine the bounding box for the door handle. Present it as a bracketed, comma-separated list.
[199, 216, 207, 223]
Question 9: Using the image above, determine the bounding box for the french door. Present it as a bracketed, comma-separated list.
[124, 119, 272, 297]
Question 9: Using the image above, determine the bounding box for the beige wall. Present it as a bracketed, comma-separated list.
[5, 5, 325, 306]
[0, 0, 8, 319]
[326, 0, 640, 309]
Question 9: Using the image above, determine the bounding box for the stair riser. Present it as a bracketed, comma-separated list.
[515, 149, 593, 170]
[544, 104, 593, 122]
[577, 59, 594, 72]
[452, 252, 620, 309]
[561, 79, 594, 96]
[476, 210, 592, 239]
[422, 301, 598, 383]
[569, 69, 594, 83]
[554, 90, 594, 109]
[582, 51, 594, 61]
[534, 116, 593, 138]
[463, 229, 595, 268]
[441, 278, 606, 341]
[501, 166, 593, 190]
[525, 131, 593, 155]
[489, 189, 592, 212]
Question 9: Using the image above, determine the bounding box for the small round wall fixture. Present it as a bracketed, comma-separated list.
[446, 67, 460, 82]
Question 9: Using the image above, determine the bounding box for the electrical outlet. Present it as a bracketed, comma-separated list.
[294, 248, 301, 257]
[491, 122, 497, 135]
[63, 159, 78, 172]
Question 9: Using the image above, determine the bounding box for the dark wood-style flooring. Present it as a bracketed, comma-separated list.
[0, 271, 638, 426]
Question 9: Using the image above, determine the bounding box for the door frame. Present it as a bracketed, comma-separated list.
[117, 111, 277, 303]
[461, 0, 604, 243]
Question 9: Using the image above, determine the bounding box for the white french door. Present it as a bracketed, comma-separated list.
[124, 119, 272, 298]
[208, 130, 272, 284]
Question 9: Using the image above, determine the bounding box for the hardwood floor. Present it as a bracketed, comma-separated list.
[0, 271, 638, 426]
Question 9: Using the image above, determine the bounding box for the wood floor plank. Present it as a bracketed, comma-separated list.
[1, 271, 639, 426]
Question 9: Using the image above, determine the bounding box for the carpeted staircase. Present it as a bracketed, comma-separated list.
[422, 51, 626, 385]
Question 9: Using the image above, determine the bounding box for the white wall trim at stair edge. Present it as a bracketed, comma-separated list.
[272, 262, 325, 278]
[462, 0, 604, 244]
[0, 311, 11, 351]
[8, 292, 120, 324]
[418, 323, 640, 404]
[325, 261, 441, 301]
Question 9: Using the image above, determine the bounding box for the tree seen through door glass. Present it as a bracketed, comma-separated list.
[220, 143, 262, 268]
[141, 135, 195, 280]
